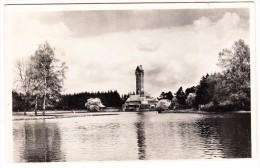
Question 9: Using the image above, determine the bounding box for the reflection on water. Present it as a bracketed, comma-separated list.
[13, 112, 251, 162]
[135, 112, 146, 160]
[195, 114, 251, 158]
[13, 121, 65, 162]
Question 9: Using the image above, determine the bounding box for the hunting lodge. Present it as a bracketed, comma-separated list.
[123, 65, 158, 111]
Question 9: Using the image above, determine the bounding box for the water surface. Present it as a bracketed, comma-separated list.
[13, 111, 251, 162]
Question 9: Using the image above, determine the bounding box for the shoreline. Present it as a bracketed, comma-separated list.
[12, 111, 119, 121]
[158, 109, 251, 114]
[12, 109, 251, 121]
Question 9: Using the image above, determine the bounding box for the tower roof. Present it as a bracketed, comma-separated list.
[135, 65, 144, 72]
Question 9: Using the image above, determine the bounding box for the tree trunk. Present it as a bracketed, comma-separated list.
[24, 98, 27, 115]
[43, 95, 45, 115]
[35, 96, 38, 116]
[42, 71, 47, 116]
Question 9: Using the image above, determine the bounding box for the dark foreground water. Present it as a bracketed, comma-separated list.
[13, 111, 251, 162]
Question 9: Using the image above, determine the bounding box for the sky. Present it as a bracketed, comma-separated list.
[6, 6, 250, 97]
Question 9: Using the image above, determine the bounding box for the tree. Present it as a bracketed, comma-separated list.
[218, 40, 250, 75]
[57, 90, 125, 110]
[12, 90, 24, 112]
[166, 91, 174, 101]
[13, 42, 67, 115]
[13, 59, 35, 115]
[29, 42, 67, 115]
[172, 96, 179, 108]
[175, 87, 186, 105]
[158, 92, 166, 100]
[186, 93, 196, 108]
[193, 40, 250, 112]
[185, 86, 196, 97]
[158, 91, 173, 101]
[217, 39, 250, 110]
[194, 74, 217, 108]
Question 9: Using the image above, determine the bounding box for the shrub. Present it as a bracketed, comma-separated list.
[85, 98, 105, 112]
[201, 101, 236, 112]
[156, 99, 171, 112]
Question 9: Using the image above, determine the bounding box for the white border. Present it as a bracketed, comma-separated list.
[1, 1, 259, 168]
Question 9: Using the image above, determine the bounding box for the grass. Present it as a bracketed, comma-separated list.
[12, 110, 119, 121]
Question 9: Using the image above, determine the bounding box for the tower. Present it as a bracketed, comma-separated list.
[135, 65, 144, 96]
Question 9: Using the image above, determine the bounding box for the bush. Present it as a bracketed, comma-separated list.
[156, 99, 171, 112]
[201, 101, 236, 112]
[85, 98, 105, 112]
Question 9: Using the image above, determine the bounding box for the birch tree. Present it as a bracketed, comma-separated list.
[29, 42, 67, 115]
[14, 41, 67, 115]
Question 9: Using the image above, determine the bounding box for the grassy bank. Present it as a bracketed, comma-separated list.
[12, 111, 119, 121]
[158, 109, 208, 114]
[158, 109, 250, 114]
[13, 109, 250, 121]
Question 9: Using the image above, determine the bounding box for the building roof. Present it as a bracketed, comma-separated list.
[126, 95, 144, 102]
[141, 100, 149, 105]
[126, 95, 157, 102]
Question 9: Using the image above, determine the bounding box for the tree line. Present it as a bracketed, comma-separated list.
[159, 39, 250, 112]
[13, 39, 250, 113]
[13, 89, 132, 111]
[56, 90, 125, 110]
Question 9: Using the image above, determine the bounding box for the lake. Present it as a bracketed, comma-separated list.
[13, 111, 251, 162]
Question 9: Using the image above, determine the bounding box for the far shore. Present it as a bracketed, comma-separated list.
[12, 110, 120, 121]
[12, 109, 251, 121]
[158, 109, 251, 114]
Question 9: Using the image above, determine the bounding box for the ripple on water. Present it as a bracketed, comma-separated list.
[12, 112, 251, 162]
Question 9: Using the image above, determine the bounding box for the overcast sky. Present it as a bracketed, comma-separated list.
[6, 7, 250, 97]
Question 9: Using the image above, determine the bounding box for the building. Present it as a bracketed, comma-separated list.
[123, 65, 158, 111]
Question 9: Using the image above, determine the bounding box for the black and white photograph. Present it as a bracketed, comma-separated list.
[1, 1, 258, 165]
